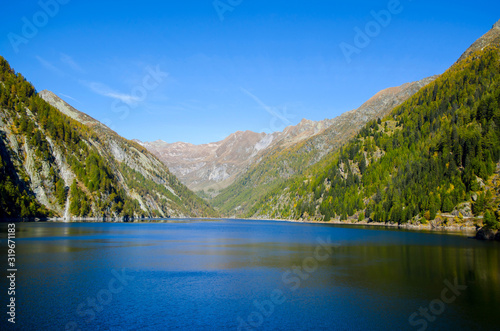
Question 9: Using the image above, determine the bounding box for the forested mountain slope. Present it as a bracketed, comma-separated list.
[250, 44, 500, 231]
[0, 57, 217, 219]
[211, 76, 436, 216]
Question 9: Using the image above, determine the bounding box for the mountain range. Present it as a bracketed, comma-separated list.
[138, 77, 436, 217]
[1, 19, 499, 231]
[245, 20, 500, 229]
[0, 68, 216, 219]
[140, 19, 500, 229]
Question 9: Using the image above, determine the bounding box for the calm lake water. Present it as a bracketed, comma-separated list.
[1, 219, 499, 330]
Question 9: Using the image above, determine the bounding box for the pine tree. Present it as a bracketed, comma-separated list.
[442, 196, 454, 213]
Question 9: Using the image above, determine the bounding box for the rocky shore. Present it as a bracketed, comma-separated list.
[475, 227, 500, 241]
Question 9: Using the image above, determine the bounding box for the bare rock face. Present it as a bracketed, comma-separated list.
[137, 130, 270, 192]
[138, 118, 337, 193]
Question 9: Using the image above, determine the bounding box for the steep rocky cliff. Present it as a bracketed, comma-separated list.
[0, 57, 216, 219]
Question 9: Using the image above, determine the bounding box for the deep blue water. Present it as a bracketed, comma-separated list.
[1, 219, 499, 330]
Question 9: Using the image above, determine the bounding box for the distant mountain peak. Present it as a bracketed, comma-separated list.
[299, 118, 313, 124]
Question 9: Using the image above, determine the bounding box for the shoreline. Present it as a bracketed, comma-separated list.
[0, 216, 229, 223]
[248, 217, 479, 234]
[1, 216, 478, 232]
[4, 216, 499, 241]
[0, 216, 487, 237]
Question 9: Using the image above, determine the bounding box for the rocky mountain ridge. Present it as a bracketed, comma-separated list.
[0, 60, 216, 219]
[138, 116, 337, 194]
[457, 19, 500, 63]
[140, 76, 435, 200]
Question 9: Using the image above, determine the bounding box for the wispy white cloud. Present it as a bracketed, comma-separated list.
[35, 56, 65, 76]
[81, 80, 140, 104]
[60, 53, 84, 73]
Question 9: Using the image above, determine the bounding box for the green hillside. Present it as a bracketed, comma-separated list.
[211, 135, 330, 216]
[211, 78, 435, 217]
[251, 46, 500, 230]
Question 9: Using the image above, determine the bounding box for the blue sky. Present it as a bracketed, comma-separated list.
[1, 0, 499, 144]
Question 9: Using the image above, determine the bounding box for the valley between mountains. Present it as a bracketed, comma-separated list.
[1, 20, 500, 236]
